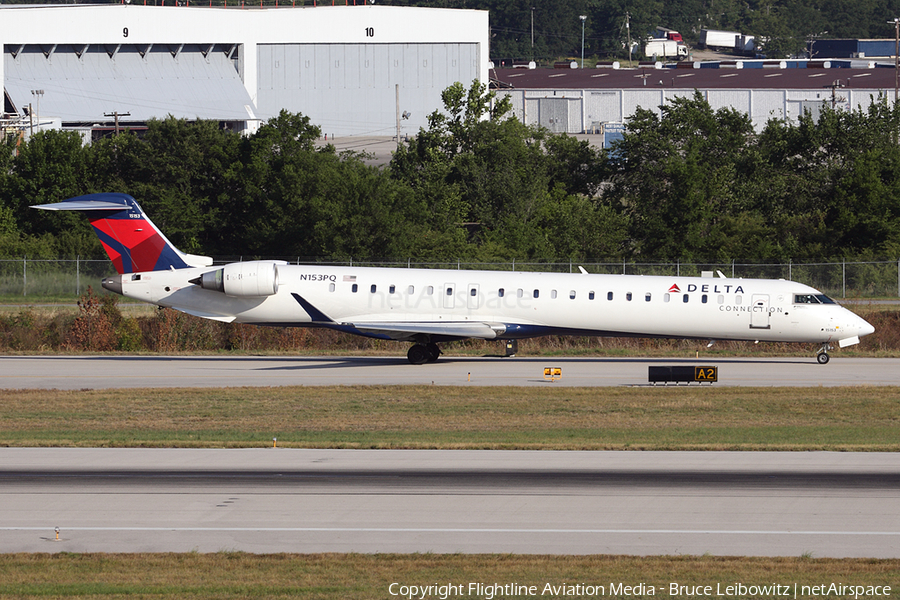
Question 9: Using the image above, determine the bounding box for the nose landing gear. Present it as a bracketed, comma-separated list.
[816, 343, 831, 364]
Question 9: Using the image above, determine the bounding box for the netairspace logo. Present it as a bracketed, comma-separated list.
[387, 581, 893, 600]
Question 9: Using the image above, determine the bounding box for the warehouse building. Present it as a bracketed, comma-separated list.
[1, 4, 488, 141]
[491, 61, 899, 137]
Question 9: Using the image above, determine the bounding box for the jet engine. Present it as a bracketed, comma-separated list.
[190, 261, 279, 297]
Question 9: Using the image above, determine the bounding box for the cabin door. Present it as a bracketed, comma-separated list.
[750, 294, 771, 329]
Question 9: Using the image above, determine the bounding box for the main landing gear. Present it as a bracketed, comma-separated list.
[407, 342, 441, 365]
[816, 343, 831, 365]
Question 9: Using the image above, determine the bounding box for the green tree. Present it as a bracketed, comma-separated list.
[606, 91, 756, 260]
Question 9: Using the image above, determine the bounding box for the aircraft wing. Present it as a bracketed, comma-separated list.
[291, 293, 507, 340]
[346, 321, 507, 340]
[176, 307, 237, 323]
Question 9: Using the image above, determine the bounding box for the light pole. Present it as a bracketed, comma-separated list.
[531, 7, 535, 60]
[30, 89, 44, 135]
[580, 15, 587, 68]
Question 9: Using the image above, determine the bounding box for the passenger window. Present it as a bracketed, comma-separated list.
[390, 285, 396, 294]
[446, 287, 453, 296]
[551, 290, 557, 299]
[645, 293, 651, 302]
[589, 291, 595, 300]
[499, 288, 505, 297]
[735, 295, 742, 305]
[408, 285, 414, 294]
[517, 289, 524, 298]
[626, 292, 632, 301]
[470, 288, 477, 297]
[329, 283, 335, 292]
[352, 284, 358, 293]
[683, 294, 689, 303]
[607, 292, 613, 301]
[664, 293, 670, 303]
[569, 290, 576, 300]
[533, 289, 540, 299]
[370, 284, 377, 293]
[427, 286, 433, 295]
[717, 295, 724, 304]
[702, 294, 708, 304]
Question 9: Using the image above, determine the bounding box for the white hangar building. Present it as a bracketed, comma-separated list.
[1, 4, 488, 140]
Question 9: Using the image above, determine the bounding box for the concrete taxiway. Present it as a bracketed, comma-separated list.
[2, 355, 899, 389]
[1, 449, 899, 556]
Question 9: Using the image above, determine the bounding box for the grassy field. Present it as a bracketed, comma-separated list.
[2, 386, 899, 592]
[2, 385, 899, 450]
[0, 553, 898, 599]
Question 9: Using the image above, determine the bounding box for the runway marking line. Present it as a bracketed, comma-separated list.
[3, 527, 899, 536]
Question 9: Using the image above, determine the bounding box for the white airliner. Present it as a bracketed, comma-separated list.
[34, 193, 875, 364]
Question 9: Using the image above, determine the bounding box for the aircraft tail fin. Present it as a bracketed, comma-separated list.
[31, 193, 212, 275]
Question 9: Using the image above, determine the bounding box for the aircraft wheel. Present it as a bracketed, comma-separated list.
[816, 352, 830, 365]
[426, 342, 441, 363]
[407, 344, 430, 365]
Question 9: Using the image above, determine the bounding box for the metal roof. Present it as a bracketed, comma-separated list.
[4, 44, 255, 123]
[491, 64, 900, 92]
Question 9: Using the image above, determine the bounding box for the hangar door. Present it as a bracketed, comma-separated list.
[256, 43, 479, 137]
[4, 44, 254, 124]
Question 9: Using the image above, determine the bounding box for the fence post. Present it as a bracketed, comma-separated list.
[76, 256, 80, 296]
[842, 259, 846, 298]
[23, 257, 26, 296]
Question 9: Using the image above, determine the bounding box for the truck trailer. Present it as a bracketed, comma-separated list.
[699, 29, 741, 50]
[644, 39, 688, 60]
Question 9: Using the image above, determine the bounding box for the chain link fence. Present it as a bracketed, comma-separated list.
[3, 258, 900, 298]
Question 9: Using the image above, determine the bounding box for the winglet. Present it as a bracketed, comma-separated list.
[291, 293, 335, 323]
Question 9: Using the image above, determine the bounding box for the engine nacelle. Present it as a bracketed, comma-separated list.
[193, 261, 279, 297]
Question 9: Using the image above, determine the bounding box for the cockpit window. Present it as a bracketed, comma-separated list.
[794, 294, 837, 305]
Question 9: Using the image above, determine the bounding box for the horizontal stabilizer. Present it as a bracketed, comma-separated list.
[348, 321, 506, 339]
[31, 199, 131, 212]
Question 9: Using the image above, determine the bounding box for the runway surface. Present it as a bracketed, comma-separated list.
[2, 355, 899, 389]
[2, 449, 899, 556]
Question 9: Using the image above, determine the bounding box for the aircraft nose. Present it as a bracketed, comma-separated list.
[858, 317, 875, 338]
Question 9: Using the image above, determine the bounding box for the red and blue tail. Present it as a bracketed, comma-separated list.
[31, 193, 208, 274]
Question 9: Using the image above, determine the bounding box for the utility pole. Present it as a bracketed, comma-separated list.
[531, 6, 535, 61]
[395, 84, 401, 149]
[893, 18, 900, 104]
[104, 111, 131, 135]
